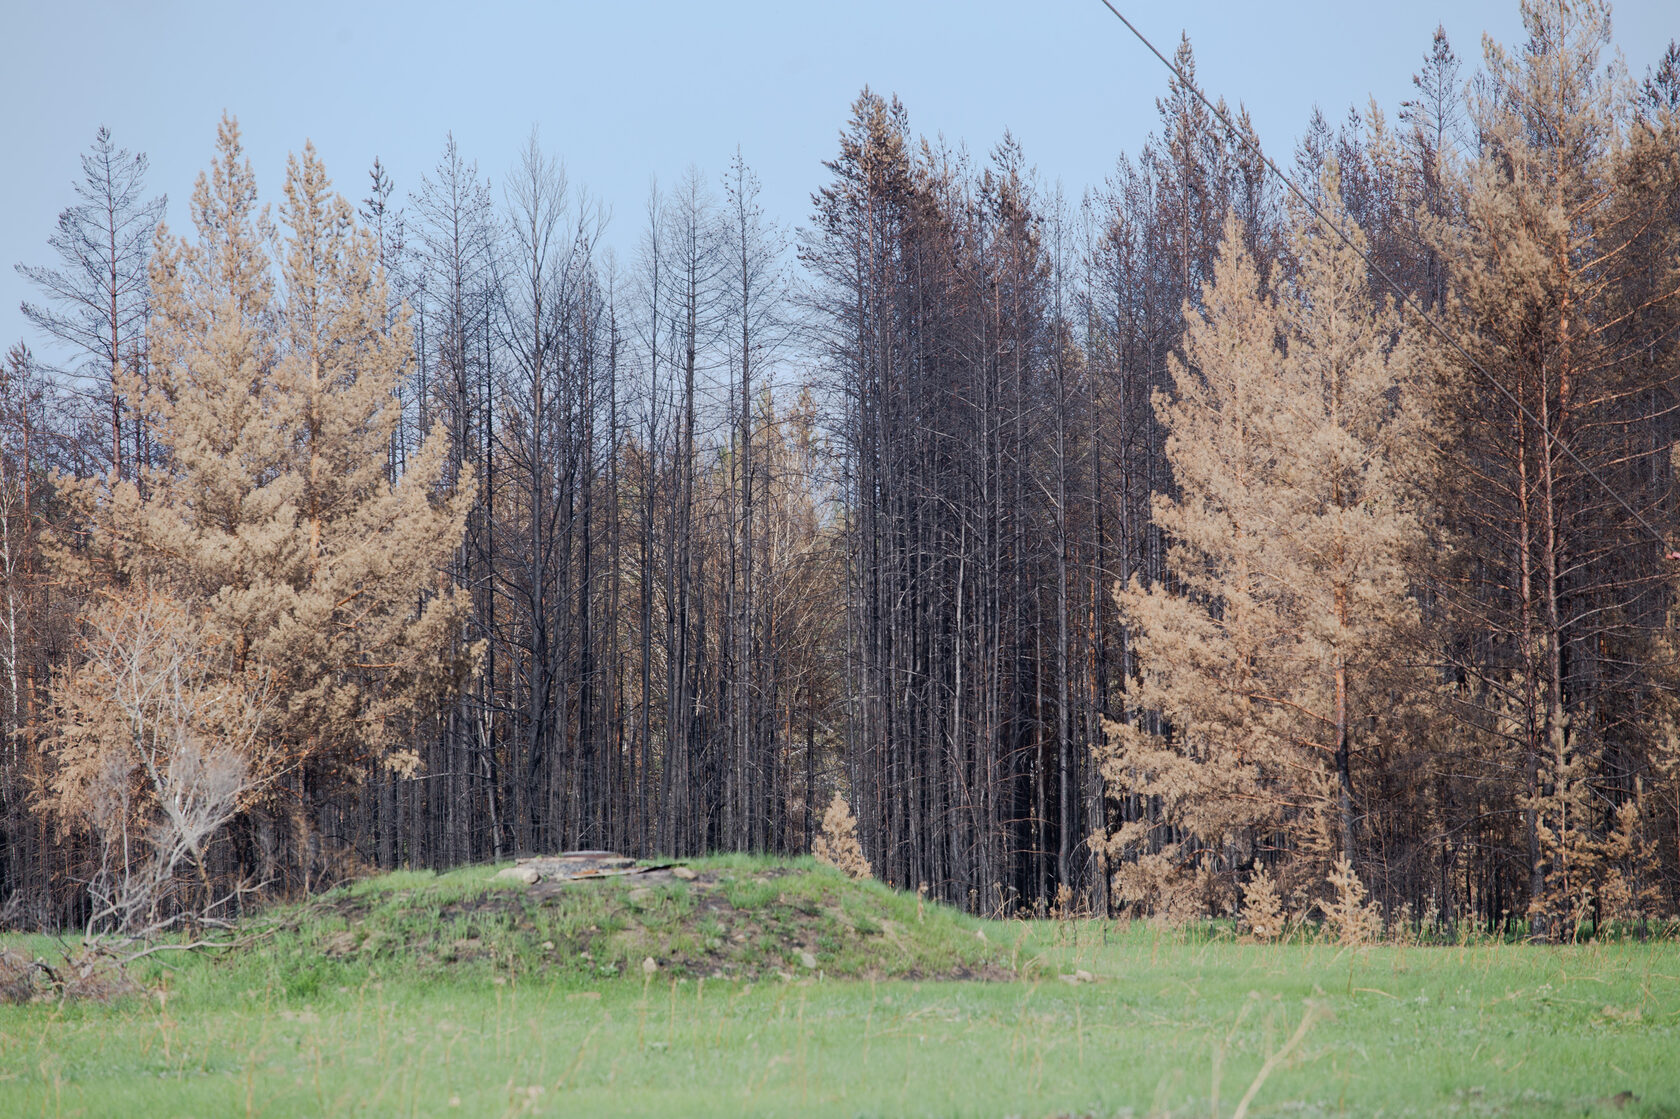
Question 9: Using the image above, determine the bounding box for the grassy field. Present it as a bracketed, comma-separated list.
[2, 857, 1677, 1118]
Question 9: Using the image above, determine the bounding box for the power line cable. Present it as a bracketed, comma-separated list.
[1094, 0, 1673, 552]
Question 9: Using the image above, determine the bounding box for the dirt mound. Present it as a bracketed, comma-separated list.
[290, 858, 1014, 983]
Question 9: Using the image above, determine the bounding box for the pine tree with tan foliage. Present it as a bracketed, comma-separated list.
[52, 116, 475, 889]
[1423, 0, 1680, 939]
[1595, 788, 1664, 926]
[1093, 187, 1433, 917]
[812, 793, 871, 879]
[1240, 866, 1287, 942]
[1322, 858, 1383, 945]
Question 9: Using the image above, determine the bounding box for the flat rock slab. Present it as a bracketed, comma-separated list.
[493, 851, 696, 889]
[520, 852, 635, 879]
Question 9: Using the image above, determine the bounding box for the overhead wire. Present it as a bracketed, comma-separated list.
[1093, 0, 1673, 553]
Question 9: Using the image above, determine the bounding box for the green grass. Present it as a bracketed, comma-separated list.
[3, 859, 1678, 1117]
[230, 855, 1010, 986]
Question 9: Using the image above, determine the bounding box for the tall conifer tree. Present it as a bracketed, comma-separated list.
[69, 117, 475, 885]
[1097, 193, 1431, 911]
[1427, 0, 1680, 936]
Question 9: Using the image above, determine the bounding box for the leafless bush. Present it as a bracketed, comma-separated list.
[44, 586, 277, 936]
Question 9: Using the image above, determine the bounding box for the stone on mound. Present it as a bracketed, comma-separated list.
[494, 851, 677, 885]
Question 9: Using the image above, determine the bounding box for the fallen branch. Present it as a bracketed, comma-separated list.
[116, 929, 274, 966]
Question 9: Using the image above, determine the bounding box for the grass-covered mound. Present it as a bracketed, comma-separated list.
[5, 889, 1679, 1117]
[257, 854, 1013, 995]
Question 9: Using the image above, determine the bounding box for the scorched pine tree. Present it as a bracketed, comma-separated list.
[55, 116, 475, 891]
[1095, 191, 1433, 918]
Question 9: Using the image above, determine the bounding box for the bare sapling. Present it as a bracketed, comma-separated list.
[45, 586, 275, 940]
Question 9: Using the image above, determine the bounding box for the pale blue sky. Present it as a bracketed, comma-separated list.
[3, 0, 1674, 369]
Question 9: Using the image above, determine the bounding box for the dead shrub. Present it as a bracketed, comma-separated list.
[1240, 865, 1286, 941]
[812, 794, 872, 879]
[43, 586, 274, 935]
[0, 948, 48, 1003]
[1322, 858, 1383, 945]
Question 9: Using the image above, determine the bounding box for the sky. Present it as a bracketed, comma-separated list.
[2, 0, 1674, 371]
